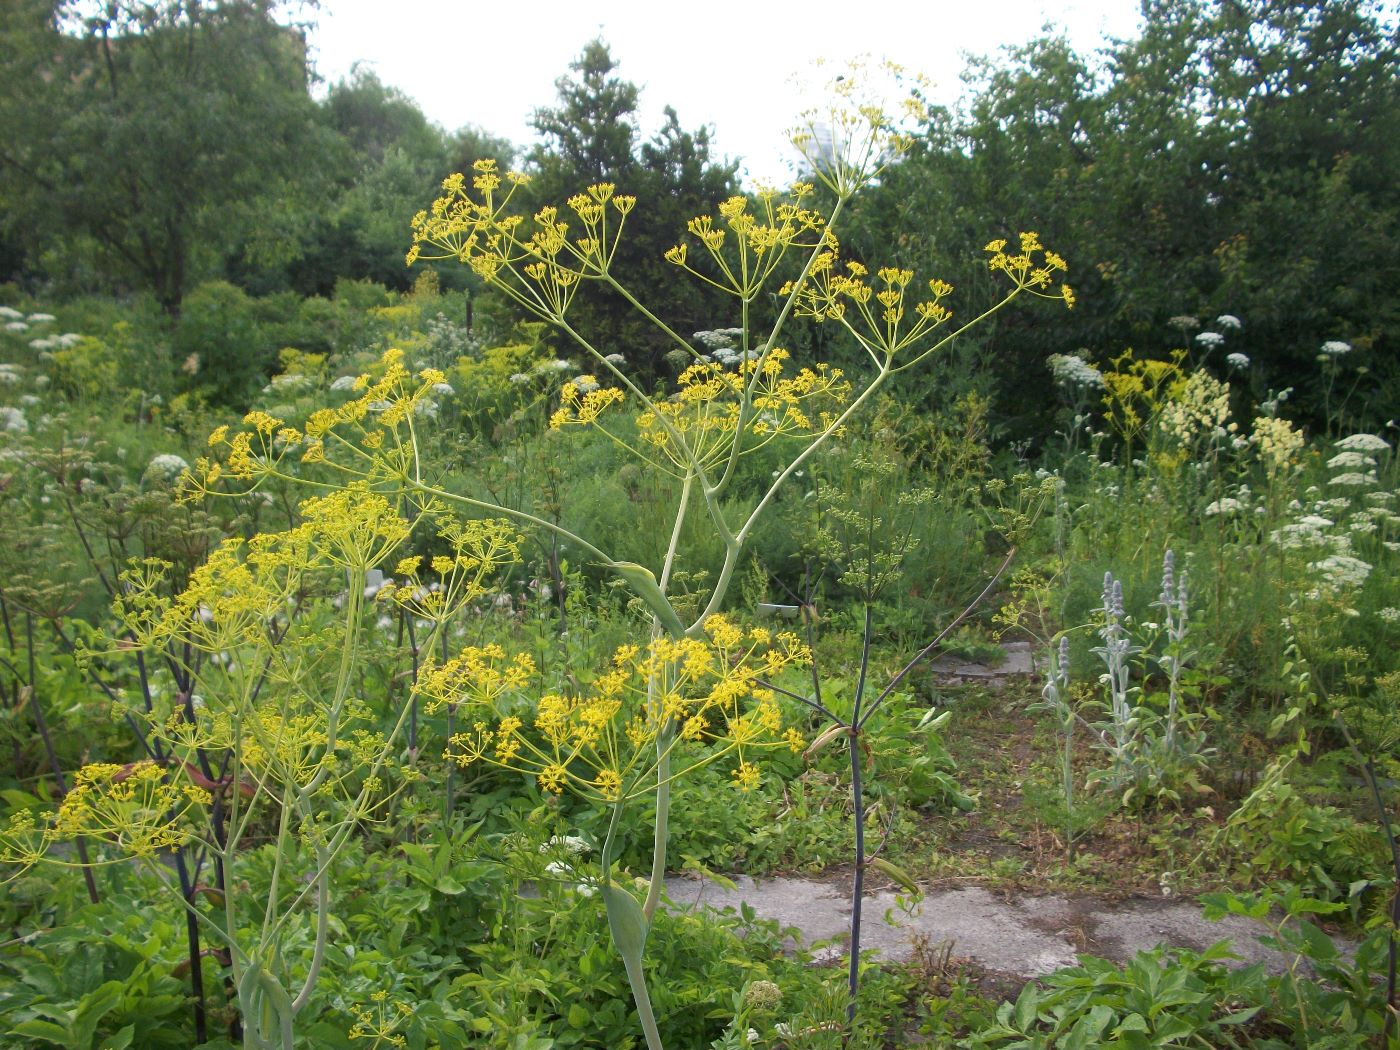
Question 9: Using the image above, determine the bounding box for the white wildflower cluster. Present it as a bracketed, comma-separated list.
[1159, 370, 1231, 444]
[1047, 352, 1104, 389]
[1194, 331, 1225, 349]
[28, 333, 84, 353]
[0, 307, 22, 321]
[1378, 607, 1400, 624]
[1309, 554, 1372, 589]
[263, 373, 315, 396]
[1334, 433, 1390, 453]
[1271, 516, 1337, 550]
[1265, 430, 1396, 597]
[541, 835, 590, 856]
[568, 376, 600, 395]
[27, 313, 55, 324]
[0, 363, 21, 385]
[1313, 496, 1351, 515]
[712, 346, 759, 368]
[4, 322, 28, 334]
[1215, 314, 1242, 331]
[1330, 472, 1377, 488]
[692, 328, 744, 351]
[603, 353, 626, 366]
[507, 372, 530, 385]
[1326, 434, 1387, 489]
[0, 406, 28, 433]
[1205, 497, 1244, 516]
[1226, 353, 1250, 369]
[143, 453, 190, 483]
[1168, 315, 1199, 332]
[329, 374, 358, 392]
[1320, 340, 1352, 357]
[1328, 451, 1377, 470]
[1206, 485, 1255, 517]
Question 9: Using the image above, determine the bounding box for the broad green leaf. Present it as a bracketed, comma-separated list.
[608, 562, 685, 637]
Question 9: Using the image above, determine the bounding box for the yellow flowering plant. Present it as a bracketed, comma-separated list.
[103, 64, 1073, 1050]
[420, 614, 810, 803]
[3, 479, 521, 1050]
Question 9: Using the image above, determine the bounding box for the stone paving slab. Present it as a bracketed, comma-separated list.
[928, 642, 1037, 685]
[667, 875, 1334, 978]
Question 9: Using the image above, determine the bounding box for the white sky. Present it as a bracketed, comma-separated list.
[307, 0, 1143, 186]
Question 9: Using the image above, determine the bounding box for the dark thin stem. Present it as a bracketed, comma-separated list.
[53, 623, 159, 761]
[857, 546, 1016, 731]
[24, 616, 100, 904]
[172, 849, 209, 1043]
[846, 725, 865, 1039]
[61, 495, 114, 596]
[1335, 715, 1399, 1041]
[753, 678, 833, 721]
[843, 602, 876, 1043]
[802, 565, 826, 715]
[851, 604, 874, 726]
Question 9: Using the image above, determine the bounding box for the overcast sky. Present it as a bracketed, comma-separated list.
[307, 0, 1143, 186]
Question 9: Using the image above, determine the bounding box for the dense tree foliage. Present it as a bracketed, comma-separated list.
[0, 0, 328, 313]
[852, 0, 1400, 437]
[524, 39, 741, 379]
[0, 1, 1395, 430]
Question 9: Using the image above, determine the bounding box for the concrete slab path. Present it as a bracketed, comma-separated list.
[667, 875, 1330, 979]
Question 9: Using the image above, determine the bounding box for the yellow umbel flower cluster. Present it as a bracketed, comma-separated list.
[116, 483, 413, 652]
[1101, 348, 1186, 447]
[188, 348, 446, 494]
[984, 232, 1073, 309]
[423, 615, 809, 801]
[349, 989, 413, 1049]
[409, 163, 634, 322]
[385, 515, 523, 624]
[787, 58, 929, 197]
[1, 761, 210, 869]
[664, 187, 827, 300]
[784, 230, 1070, 372]
[550, 350, 851, 475]
[788, 250, 959, 366]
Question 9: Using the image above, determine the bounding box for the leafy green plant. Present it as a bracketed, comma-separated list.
[969, 942, 1264, 1049]
[1, 881, 198, 1050]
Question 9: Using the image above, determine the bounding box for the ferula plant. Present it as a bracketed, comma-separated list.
[3, 481, 522, 1050]
[9, 63, 1073, 1050]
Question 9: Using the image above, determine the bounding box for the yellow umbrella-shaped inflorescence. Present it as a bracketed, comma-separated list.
[182, 348, 446, 495]
[408, 165, 634, 322]
[2, 760, 211, 871]
[550, 349, 852, 476]
[415, 615, 811, 803]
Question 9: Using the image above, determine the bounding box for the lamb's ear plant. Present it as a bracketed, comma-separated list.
[1080, 553, 1214, 807]
[1032, 635, 1078, 858]
[53, 65, 1073, 1049]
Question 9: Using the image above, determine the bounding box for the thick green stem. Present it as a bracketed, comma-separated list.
[643, 728, 675, 923]
[643, 469, 692, 920]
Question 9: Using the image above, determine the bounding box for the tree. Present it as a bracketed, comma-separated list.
[850, 0, 1400, 438]
[524, 39, 740, 378]
[0, 0, 326, 314]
